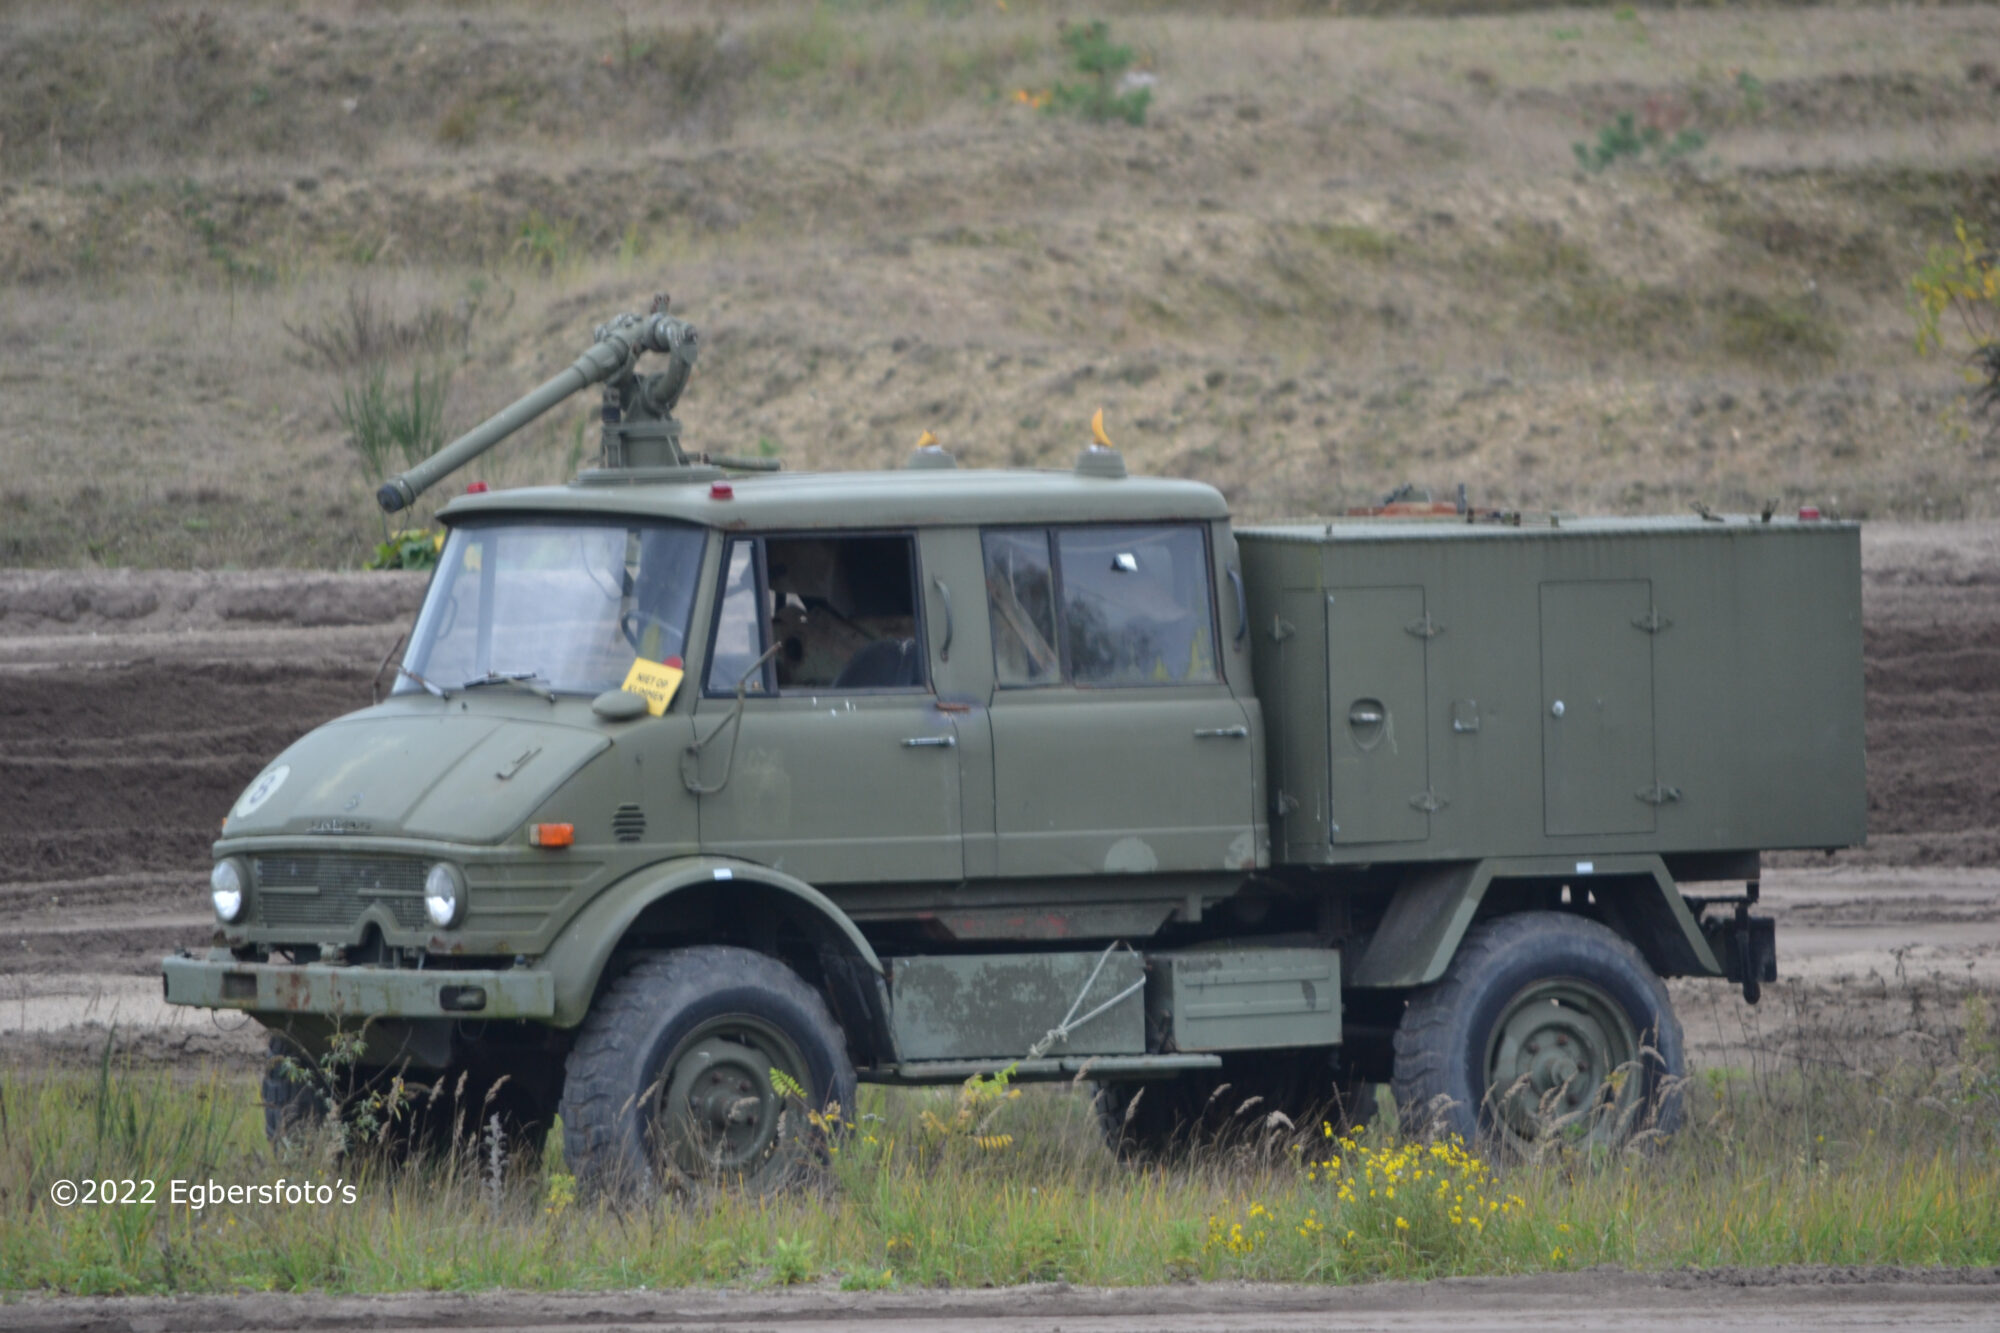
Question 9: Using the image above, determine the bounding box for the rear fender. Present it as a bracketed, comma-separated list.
[1348, 855, 1721, 988]
[541, 856, 881, 1028]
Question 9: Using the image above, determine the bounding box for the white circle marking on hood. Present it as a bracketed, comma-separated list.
[233, 765, 291, 819]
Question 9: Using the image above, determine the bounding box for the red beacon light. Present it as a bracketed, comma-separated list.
[465, 481, 489, 494]
[1797, 506, 1821, 521]
[709, 481, 734, 500]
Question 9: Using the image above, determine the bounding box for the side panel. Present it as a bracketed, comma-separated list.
[1153, 948, 1341, 1051]
[1539, 580, 1657, 837]
[1326, 586, 1431, 845]
[888, 952, 1145, 1060]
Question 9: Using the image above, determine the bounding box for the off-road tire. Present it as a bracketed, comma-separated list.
[1391, 911, 1685, 1150]
[559, 946, 856, 1197]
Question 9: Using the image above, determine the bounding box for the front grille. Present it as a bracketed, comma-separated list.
[612, 804, 646, 843]
[253, 854, 428, 931]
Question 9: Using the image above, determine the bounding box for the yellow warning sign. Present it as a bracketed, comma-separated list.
[620, 658, 684, 716]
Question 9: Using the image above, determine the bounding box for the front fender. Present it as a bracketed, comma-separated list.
[540, 855, 881, 1027]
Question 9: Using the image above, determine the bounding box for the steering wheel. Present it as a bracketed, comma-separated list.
[621, 610, 685, 659]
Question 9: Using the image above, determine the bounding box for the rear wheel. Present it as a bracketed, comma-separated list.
[559, 946, 856, 1196]
[1391, 912, 1684, 1152]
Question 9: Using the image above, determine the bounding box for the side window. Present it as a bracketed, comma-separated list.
[982, 529, 1062, 686]
[705, 540, 771, 695]
[1055, 525, 1217, 686]
[766, 534, 925, 691]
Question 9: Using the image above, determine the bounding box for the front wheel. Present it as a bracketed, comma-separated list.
[1391, 912, 1684, 1152]
[559, 947, 856, 1196]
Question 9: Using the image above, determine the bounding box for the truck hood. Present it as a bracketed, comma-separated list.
[220, 709, 611, 844]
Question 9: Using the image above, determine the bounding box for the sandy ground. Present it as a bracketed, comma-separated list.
[4, 1268, 1998, 1332]
[1, 522, 1996, 1071]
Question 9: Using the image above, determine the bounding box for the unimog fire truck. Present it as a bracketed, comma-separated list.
[164, 302, 1865, 1191]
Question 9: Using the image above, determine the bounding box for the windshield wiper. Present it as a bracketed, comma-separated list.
[460, 669, 556, 702]
[396, 663, 450, 699]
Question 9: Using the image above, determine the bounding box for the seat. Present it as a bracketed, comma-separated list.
[832, 638, 921, 689]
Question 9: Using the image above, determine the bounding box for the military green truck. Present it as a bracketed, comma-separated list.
[163, 303, 1865, 1190]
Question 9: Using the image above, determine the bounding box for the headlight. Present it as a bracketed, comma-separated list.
[211, 859, 247, 923]
[424, 863, 464, 929]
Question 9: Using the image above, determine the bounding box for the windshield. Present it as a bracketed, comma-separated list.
[398, 518, 707, 696]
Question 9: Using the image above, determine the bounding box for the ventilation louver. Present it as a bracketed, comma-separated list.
[611, 804, 646, 843]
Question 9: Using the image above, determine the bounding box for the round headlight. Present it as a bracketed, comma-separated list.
[211, 859, 246, 923]
[424, 863, 464, 929]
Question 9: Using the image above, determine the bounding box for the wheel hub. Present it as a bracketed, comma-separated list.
[659, 1036, 785, 1176]
[1485, 979, 1638, 1145]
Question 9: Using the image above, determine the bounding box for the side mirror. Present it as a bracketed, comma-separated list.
[591, 690, 650, 721]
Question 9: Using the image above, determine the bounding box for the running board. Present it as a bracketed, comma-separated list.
[862, 1053, 1223, 1085]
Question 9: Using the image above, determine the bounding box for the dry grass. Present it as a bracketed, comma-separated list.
[1, 1, 1999, 568]
[2, 979, 1995, 1294]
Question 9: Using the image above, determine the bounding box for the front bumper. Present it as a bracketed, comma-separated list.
[162, 952, 556, 1020]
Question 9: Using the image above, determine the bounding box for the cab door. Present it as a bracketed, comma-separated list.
[691, 533, 963, 884]
[983, 523, 1257, 877]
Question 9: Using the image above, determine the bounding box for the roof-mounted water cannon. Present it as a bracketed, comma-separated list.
[374, 295, 709, 514]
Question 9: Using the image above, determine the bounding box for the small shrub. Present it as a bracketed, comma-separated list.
[1574, 112, 1704, 173]
[337, 362, 452, 484]
[1911, 217, 2000, 429]
[513, 211, 580, 274]
[285, 288, 470, 371]
[366, 528, 444, 572]
[1046, 21, 1151, 127]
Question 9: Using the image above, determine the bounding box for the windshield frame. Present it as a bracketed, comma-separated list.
[395, 514, 710, 699]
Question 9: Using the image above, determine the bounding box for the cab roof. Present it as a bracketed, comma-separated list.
[438, 466, 1230, 531]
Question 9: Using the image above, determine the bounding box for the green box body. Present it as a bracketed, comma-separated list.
[1150, 948, 1341, 1051]
[1237, 517, 1867, 865]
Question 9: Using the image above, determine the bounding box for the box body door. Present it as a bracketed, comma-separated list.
[1325, 586, 1430, 844]
[1540, 579, 1656, 836]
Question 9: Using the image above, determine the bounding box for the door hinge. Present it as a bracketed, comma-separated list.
[1404, 613, 1445, 639]
[1632, 606, 1672, 634]
[1409, 788, 1447, 813]
[1636, 782, 1682, 805]
[1269, 615, 1296, 642]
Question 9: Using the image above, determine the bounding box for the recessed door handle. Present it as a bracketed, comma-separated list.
[902, 735, 956, 748]
[1195, 726, 1249, 739]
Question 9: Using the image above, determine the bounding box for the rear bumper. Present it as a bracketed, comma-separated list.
[161, 953, 556, 1020]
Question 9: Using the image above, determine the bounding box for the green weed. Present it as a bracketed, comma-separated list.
[513, 212, 580, 274]
[1046, 22, 1151, 127]
[1574, 112, 1705, 174]
[336, 363, 453, 487]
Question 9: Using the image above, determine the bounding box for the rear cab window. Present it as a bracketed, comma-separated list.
[982, 524, 1218, 688]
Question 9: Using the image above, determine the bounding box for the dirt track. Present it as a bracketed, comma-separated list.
[5, 1268, 1997, 1332]
[0, 523, 1995, 1071]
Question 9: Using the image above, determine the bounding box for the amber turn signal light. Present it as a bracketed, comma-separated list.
[530, 823, 575, 848]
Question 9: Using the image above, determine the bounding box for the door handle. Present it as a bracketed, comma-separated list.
[1194, 726, 1249, 739]
[902, 735, 956, 748]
